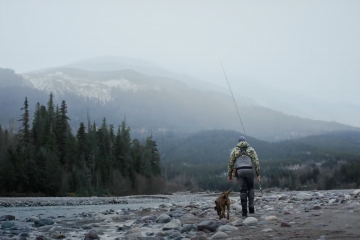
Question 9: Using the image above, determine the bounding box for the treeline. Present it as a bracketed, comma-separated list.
[0, 93, 163, 196]
[158, 130, 360, 192]
[163, 159, 360, 192]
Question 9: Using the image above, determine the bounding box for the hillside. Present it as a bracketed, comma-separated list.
[156, 129, 360, 165]
[0, 67, 358, 141]
[157, 129, 360, 191]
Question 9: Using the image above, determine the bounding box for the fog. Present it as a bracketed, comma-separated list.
[1, 1, 359, 126]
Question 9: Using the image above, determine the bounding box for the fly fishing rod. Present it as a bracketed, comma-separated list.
[220, 61, 263, 195]
[220, 61, 247, 138]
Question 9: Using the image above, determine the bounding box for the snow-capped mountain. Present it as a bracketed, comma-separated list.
[24, 71, 159, 103]
[1, 65, 359, 141]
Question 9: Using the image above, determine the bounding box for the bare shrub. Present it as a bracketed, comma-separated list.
[135, 174, 166, 195]
[113, 170, 132, 196]
[163, 180, 187, 193]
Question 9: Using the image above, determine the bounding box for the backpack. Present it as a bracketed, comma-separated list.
[234, 147, 252, 170]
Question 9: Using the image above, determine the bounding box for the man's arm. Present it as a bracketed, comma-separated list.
[228, 148, 236, 178]
[247, 147, 260, 177]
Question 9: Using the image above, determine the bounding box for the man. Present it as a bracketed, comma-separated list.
[228, 136, 260, 217]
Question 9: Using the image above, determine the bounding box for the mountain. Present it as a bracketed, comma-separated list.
[294, 130, 360, 154]
[30, 56, 254, 102]
[1, 62, 359, 141]
[156, 129, 360, 164]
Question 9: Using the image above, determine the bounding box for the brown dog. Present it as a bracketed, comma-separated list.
[214, 188, 232, 220]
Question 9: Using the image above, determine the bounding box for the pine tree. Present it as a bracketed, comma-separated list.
[0, 124, 3, 151]
[4, 129, 9, 147]
[19, 97, 31, 145]
[149, 137, 161, 176]
[56, 100, 70, 167]
[131, 139, 143, 174]
[45, 92, 56, 144]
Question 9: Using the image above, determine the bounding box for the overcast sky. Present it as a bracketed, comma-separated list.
[1, 1, 359, 108]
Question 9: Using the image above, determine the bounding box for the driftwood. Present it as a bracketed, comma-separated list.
[125, 195, 170, 200]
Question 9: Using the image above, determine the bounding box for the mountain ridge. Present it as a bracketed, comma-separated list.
[0, 66, 358, 141]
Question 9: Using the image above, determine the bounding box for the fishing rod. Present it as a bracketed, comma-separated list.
[220, 61, 263, 195]
[220, 61, 247, 138]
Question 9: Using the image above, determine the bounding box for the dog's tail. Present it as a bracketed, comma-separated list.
[224, 187, 232, 196]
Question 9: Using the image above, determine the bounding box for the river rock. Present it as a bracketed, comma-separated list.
[243, 217, 258, 226]
[36, 236, 48, 240]
[20, 233, 30, 238]
[191, 237, 208, 240]
[168, 231, 182, 240]
[180, 213, 200, 224]
[28, 216, 40, 222]
[197, 220, 218, 232]
[156, 213, 171, 223]
[0, 215, 15, 221]
[217, 224, 238, 232]
[353, 190, 360, 196]
[261, 228, 273, 232]
[180, 224, 196, 233]
[229, 220, 243, 226]
[265, 216, 278, 222]
[163, 219, 182, 230]
[231, 203, 242, 213]
[126, 227, 145, 239]
[281, 222, 291, 227]
[51, 232, 66, 239]
[210, 231, 228, 239]
[84, 231, 100, 240]
[34, 218, 54, 227]
[1, 221, 15, 229]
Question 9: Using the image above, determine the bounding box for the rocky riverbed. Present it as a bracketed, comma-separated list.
[1, 189, 360, 240]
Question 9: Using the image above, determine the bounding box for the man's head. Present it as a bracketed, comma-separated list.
[238, 136, 246, 142]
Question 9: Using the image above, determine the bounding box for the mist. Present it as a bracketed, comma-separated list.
[0, 0, 359, 127]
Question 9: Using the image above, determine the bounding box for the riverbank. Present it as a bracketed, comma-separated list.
[1, 189, 360, 239]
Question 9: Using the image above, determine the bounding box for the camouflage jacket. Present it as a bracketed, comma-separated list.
[228, 141, 260, 177]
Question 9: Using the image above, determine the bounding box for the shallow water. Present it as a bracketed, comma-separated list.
[0, 203, 158, 220]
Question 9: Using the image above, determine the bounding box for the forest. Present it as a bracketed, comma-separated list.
[0, 93, 163, 196]
[0, 93, 360, 196]
[158, 130, 360, 192]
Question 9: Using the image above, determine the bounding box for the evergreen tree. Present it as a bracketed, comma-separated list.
[0, 124, 3, 151]
[0, 93, 163, 196]
[18, 97, 31, 145]
[56, 100, 70, 168]
[4, 129, 9, 147]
